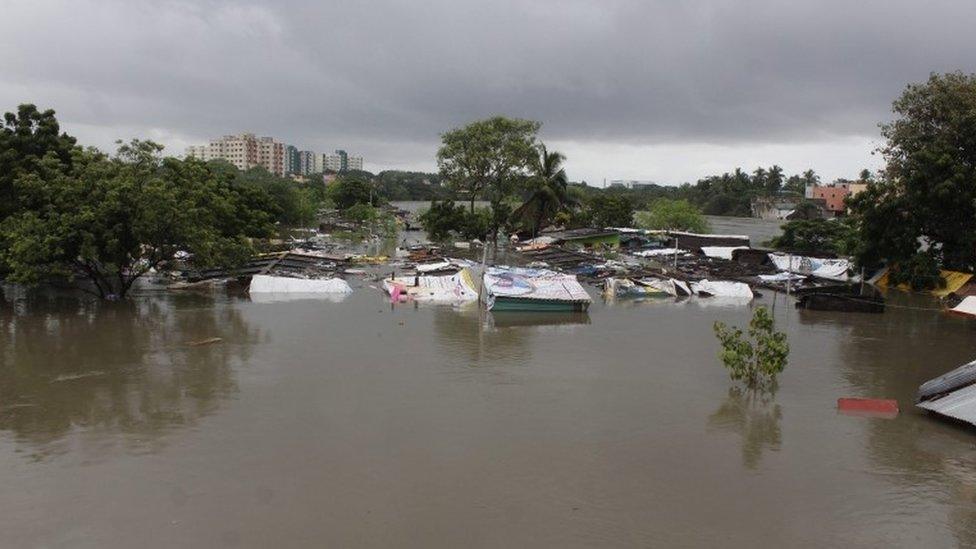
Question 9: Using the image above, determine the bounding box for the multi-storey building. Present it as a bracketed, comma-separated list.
[283, 145, 300, 176]
[298, 150, 315, 176]
[185, 133, 285, 176]
[322, 149, 364, 172]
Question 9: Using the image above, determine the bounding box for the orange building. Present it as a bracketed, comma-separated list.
[808, 183, 851, 216]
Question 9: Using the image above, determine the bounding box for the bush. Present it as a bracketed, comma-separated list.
[713, 307, 789, 391]
[635, 198, 710, 233]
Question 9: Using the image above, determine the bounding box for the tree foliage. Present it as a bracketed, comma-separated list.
[0, 104, 77, 219]
[849, 72, 976, 286]
[436, 116, 539, 238]
[713, 307, 789, 391]
[418, 199, 490, 241]
[510, 144, 575, 235]
[328, 175, 377, 210]
[585, 194, 635, 228]
[769, 218, 857, 255]
[634, 198, 710, 233]
[1, 139, 278, 299]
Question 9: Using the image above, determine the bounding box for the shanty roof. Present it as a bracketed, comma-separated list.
[917, 358, 976, 427]
[541, 228, 621, 241]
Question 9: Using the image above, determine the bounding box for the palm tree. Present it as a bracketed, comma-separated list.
[511, 144, 575, 237]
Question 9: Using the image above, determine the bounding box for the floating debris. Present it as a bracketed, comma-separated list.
[187, 337, 223, 346]
[51, 371, 107, 383]
[837, 397, 899, 418]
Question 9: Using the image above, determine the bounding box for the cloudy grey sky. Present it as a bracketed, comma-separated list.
[2, 0, 974, 185]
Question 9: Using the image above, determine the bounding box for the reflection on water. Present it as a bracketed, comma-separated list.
[487, 311, 590, 329]
[708, 387, 782, 469]
[0, 288, 259, 460]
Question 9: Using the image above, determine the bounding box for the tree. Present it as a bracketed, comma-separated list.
[766, 165, 784, 194]
[0, 104, 77, 219]
[587, 194, 634, 228]
[328, 175, 376, 210]
[713, 307, 789, 391]
[634, 198, 710, 233]
[418, 199, 490, 241]
[851, 72, 976, 284]
[510, 144, 575, 236]
[0, 141, 277, 299]
[769, 218, 857, 255]
[436, 116, 540, 238]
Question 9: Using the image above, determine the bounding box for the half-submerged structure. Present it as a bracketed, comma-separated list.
[383, 269, 479, 304]
[482, 267, 592, 312]
[917, 359, 976, 427]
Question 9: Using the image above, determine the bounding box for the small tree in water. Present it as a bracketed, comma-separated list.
[713, 307, 789, 390]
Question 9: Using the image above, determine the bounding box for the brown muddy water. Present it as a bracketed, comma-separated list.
[2, 282, 976, 548]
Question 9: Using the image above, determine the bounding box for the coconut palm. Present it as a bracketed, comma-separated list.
[511, 144, 575, 237]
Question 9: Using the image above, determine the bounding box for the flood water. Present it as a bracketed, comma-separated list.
[3, 280, 976, 548]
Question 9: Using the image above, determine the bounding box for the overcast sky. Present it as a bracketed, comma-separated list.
[2, 0, 974, 185]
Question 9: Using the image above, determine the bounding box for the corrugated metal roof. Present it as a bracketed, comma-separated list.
[917, 359, 976, 402]
[917, 382, 976, 426]
[917, 359, 976, 426]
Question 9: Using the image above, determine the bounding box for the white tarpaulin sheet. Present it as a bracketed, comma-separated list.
[484, 267, 591, 303]
[701, 246, 748, 260]
[383, 269, 478, 303]
[415, 259, 452, 273]
[758, 272, 806, 283]
[249, 275, 353, 294]
[951, 296, 976, 317]
[633, 248, 689, 258]
[768, 253, 855, 281]
[690, 279, 754, 299]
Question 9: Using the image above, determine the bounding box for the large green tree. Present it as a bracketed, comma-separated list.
[851, 72, 976, 282]
[436, 116, 540, 238]
[1, 140, 277, 299]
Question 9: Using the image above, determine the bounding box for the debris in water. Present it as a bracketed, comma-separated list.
[837, 397, 899, 418]
[51, 371, 107, 383]
[187, 337, 223, 346]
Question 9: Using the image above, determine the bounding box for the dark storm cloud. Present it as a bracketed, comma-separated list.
[1, 0, 974, 164]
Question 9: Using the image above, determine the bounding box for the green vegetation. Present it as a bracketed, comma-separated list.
[0, 137, 278, 299]
[418, 200, 490, 242]
[769, 218, 857, 255]
[510, 144, 575, 236]
[848, 72, 976, 288]
[714, 307, 789, 391]
[635, 199, 710, 233]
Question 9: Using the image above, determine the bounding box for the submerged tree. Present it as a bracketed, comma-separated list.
[0, 140, 277, 299]
[713, 307, 789, 391]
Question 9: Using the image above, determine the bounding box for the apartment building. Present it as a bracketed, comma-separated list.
[185, 133, 284, 176]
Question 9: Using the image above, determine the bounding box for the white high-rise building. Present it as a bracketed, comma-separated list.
[185, 133, 284, 176]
